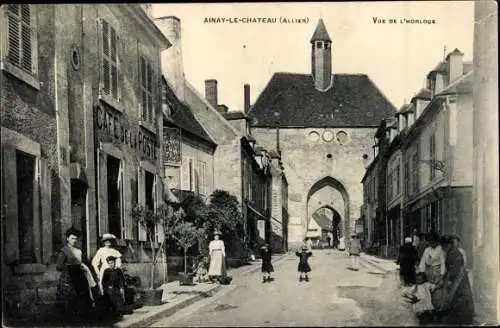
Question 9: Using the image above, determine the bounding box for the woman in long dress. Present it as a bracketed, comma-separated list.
[207, 230, 226, 282]
[56, 227, 97, 320]
[91, 233, 123, 295]
[438, 235, 475, 325]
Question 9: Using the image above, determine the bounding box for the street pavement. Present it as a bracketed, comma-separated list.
[150, 250, 418, 327]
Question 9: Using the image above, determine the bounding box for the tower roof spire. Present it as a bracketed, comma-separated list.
[310, 18, 331, 43]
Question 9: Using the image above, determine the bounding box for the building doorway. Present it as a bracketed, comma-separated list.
[107, 155, 122, 239]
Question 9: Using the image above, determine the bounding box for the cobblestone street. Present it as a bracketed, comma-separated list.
[151, 250, 417, 327]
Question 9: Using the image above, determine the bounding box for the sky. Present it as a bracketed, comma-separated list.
[152, 2, 474, 112]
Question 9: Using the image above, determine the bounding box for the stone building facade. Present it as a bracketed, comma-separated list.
[248, 19, 397, 249]
[1, 4, 170, 320]
[155, 16, 283, 256]
[361, 48, 474, 259]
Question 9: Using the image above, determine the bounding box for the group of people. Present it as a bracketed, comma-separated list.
[398, 229, 474, 325]
[57, 227, 235, 322]
[56, 228, 129, 322]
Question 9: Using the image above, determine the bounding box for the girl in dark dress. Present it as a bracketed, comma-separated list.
[398, 237, 420, 286]
[260, 244, 274, 283]
[295, 246, 312, 282]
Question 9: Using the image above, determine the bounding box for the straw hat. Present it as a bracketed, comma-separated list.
[102, 233, 117, 242]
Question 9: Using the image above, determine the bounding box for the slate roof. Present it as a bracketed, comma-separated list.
[310, 19, 331, 42]
[248, 73, 397, 128]
[312, 212, 333, 231]
[162, 78, 216, 145]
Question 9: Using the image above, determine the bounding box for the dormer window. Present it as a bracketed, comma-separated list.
[316, 41, 322, 48]
[325, 43, 330, 49]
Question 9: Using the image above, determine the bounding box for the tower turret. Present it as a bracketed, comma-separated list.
[311, 19, 332, 91]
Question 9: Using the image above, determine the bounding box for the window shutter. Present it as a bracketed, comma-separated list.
[38, 157, 52, 264]
[122, 162, 133, 240]
[181, 158, 189, 191]
[98, 18, 105, 95]
[137, 167, 147, 241]
[140, 56, 146, 120]
[7, 5, 20, 67]
[110, 26, 118, 99]
[2, 146, 20, 263]
[147, 62, 153, 123]
[97, 150, 108, 237]
[154, 175, 165, 243]
[20, 4, 31, 73]
[130, 175, 138, 240]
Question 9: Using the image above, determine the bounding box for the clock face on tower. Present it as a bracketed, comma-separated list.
[322, 129, 334, 142]
[308, 131, 320, 142]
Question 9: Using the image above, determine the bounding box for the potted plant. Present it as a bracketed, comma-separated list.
[171, 222, 205, 285]
[131, 202, 182, 305]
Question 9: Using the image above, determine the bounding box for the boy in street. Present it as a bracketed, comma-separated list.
[101, 256, 125, 316]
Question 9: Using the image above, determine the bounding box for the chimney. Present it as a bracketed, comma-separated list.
[155, 16, 185, 101]
[244, 84, 250, 113]
[205, 79, 218, 108]
[447, 48, 464, 84]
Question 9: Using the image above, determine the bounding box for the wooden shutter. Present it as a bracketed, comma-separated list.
[130, 175, 138, 240]
[147, 61, 153, 123]
[181, 157, 189, 191]
[123, 162, 133, 240]
[97, 150, 108, 237]
[154, 174, 165, 243]
[2, 146, 20, 263]
[6, 4, 33, 73]
[7, 5, 21, 67]
[137, 167, 147, 241]
[39, 157, 52, 264]
[140, 56, 147, 121]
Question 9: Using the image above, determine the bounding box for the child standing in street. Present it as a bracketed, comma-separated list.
[295, 246, 312, 282]
[101, 256, 125, 316]
[260, 243, 274, 283]
[402, 272, 438, 325]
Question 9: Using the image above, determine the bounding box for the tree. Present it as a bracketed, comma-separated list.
[131, 201, 183, 289]
[171, 222, 205, 278]
[207, 189, 243, 236]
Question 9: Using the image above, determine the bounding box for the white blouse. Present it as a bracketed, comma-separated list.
[418, 245, 446, 276]
[91, 246, 123, 279]
[209, 240, 226, 257]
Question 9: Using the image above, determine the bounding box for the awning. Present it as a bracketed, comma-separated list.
[404, 189, 443, 214]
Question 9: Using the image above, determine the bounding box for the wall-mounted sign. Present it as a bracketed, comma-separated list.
[163, 126, 181, 166]
[95, 103, 157, 161]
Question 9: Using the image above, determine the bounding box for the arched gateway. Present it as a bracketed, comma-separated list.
[306, 176, 350, 244]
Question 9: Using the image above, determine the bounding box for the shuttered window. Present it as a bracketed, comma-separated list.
[6, 4, 36, 74]
[100, 19, 119, 100]
[139, 56, 154, 124]
[429, 133, 436, 180]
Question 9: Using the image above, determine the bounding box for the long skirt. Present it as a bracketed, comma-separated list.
[425, 265, 442, 284]
[208, 250, 226, 277]
[261, 260, 274, 273]
[439, 275, 475, 324]
[298, 262, 311, 273]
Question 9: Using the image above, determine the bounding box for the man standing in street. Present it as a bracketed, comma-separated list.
[349, 235, 362, 271]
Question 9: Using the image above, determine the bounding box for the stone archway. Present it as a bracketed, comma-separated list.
[310, 205, 342, 248]
[305, 176, 350, 244]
